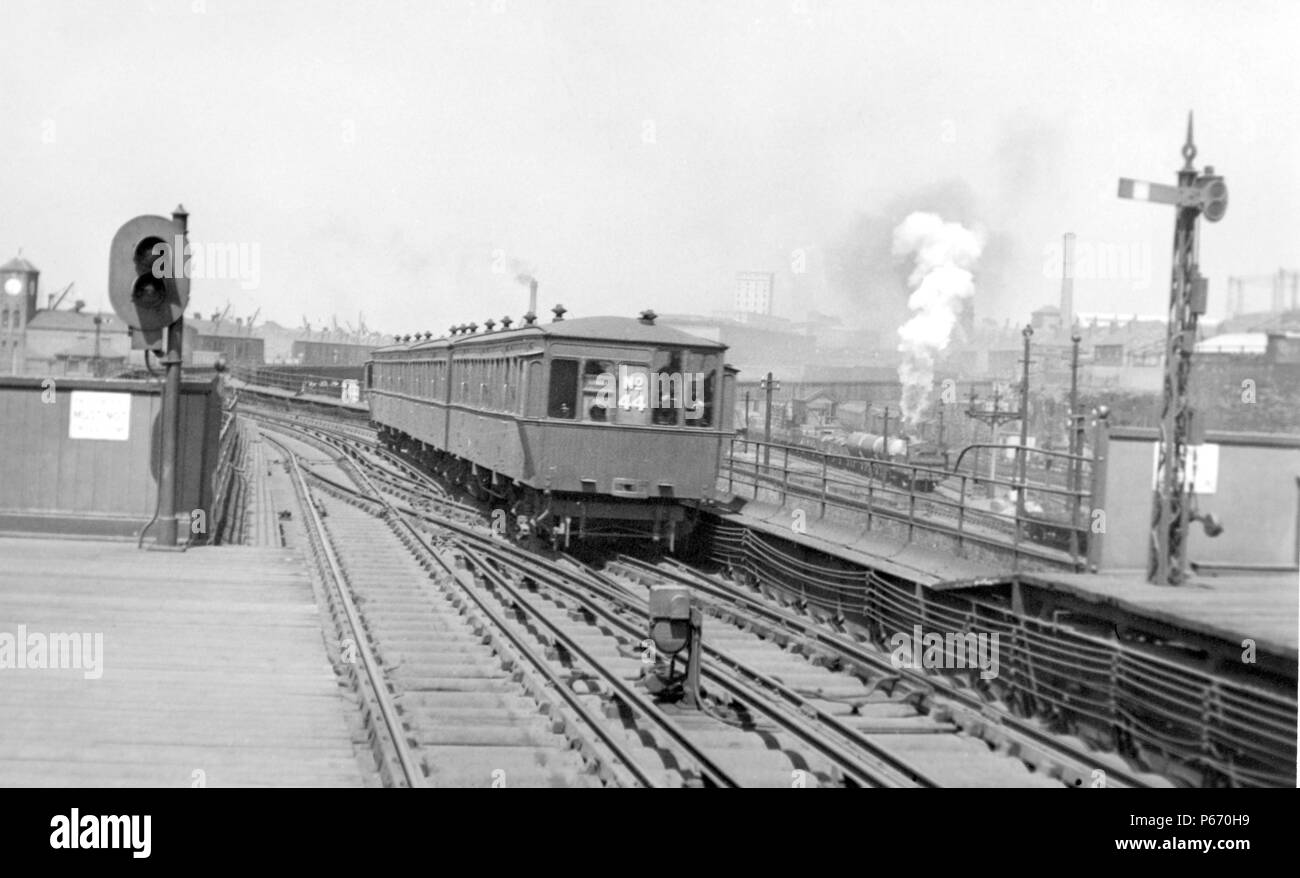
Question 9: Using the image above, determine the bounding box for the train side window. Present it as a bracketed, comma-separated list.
[525, 359, 543, 416]
[548, 358, 578, 419]
[683, 352, 717, 427]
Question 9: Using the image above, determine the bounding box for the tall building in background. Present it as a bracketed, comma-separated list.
[734, 271, 774, 316]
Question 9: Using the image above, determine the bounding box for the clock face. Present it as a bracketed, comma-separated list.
[2, 277, 21, 296]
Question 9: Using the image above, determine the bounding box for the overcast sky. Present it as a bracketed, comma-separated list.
[1, 0, 1295, 336]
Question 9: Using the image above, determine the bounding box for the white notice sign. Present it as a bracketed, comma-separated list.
[68, 391, 132, 441]
[1151, 442, 1219, 494]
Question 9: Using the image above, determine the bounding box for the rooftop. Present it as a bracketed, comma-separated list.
[0, 253, 38, 274]
[1195, 332, 1269, 354]
[27, 309, 123, 332]
[377, 314, 728, 353]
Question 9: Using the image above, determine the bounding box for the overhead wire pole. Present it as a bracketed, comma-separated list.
[1068, 332, 1083, 563]
[760, 372, 779, 469]
[1118, 113, 1228, 584]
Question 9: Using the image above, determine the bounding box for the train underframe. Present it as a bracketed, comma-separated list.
[378, 425, 696, 550]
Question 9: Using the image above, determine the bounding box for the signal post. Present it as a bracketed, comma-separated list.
[1118, 115, 1228, 584]
[107, 205, 192, 549]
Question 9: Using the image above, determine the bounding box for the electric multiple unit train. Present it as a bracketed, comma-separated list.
[366, 309, 735, 549]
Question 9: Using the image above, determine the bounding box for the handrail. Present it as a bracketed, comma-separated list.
[723, 436, 1093, 572]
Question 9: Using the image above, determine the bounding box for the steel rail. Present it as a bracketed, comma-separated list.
[448, 546, 741, 788]
[619, 554, 1154, 789]
[273, 420, 895, 787]
[525, 556, 935, 788]
[265, 418, 736, 788]
[281, 427, 932, 786]
[264, 431, 426, 788]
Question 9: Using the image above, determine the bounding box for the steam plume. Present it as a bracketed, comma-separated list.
[892, 212, 983, 427]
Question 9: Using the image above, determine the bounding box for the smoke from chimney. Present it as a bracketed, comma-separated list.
[516, 273, 538, 317]
[892, 212, 984, 427]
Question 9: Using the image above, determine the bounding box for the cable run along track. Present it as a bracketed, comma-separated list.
[249, 407, 1147, 788]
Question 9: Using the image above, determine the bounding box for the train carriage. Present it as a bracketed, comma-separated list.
[367, 310, 734, 548]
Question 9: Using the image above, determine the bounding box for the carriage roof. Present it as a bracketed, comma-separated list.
[372, 315, 728, 356]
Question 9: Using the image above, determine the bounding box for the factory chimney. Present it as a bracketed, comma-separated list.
[1060, 232, 1076, 330]
[529, 278, 538, 317]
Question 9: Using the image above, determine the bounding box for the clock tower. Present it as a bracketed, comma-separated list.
[0, 251, 39, 374]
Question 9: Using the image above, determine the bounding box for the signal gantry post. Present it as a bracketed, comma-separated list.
[1118, 113, 1228, 585]
[965, 384, 1022, 497]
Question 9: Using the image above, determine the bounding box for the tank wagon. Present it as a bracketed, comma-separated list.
[837, 431, 948, 492]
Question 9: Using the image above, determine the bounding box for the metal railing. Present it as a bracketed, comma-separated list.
[702, 516, 1296, 787]
[723, 436, 1094, 571]
[229, 365, 367, 404]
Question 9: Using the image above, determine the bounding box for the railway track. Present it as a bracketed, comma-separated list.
[248, 408, 1136, 787]
[595, 553, 1166, 789]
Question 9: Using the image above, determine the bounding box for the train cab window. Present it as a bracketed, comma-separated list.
[582, 359, 615, 422]
[615, 364, 650, 426]
[548, 358, 578, 419]
[683, 352, 718, 427]
[650, 350, 682, 426]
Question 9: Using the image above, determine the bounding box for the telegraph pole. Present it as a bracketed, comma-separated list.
[1068, 333, 1082, 559]
[92, 314, 104, 378]
[1015, 324, 1033, 522]
[1118, 113, 1228, 584]
[760, 372, 780, 468]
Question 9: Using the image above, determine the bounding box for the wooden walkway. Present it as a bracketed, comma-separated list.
[722, 499, 1296, 660]
[1020, 568, 1299, 659]
[0, 536, 368, 787]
